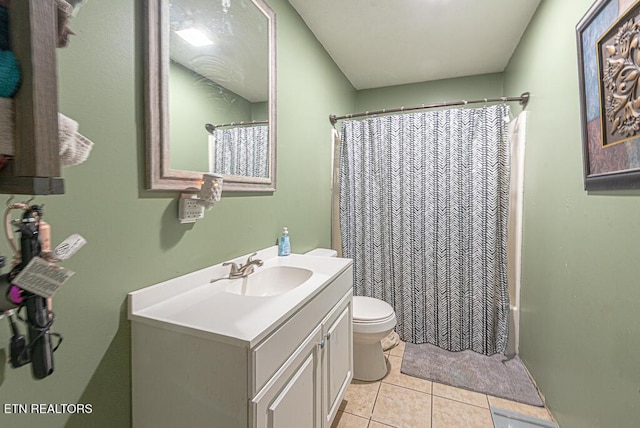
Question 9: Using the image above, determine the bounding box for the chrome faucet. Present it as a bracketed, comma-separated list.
[223, 252, 264, 279]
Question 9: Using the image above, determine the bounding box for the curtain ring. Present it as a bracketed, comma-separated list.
[463, 100, 468, 105]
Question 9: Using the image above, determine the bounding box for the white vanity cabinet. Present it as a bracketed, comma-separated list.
[129, 252, 353, 428]
[252, 291, 353, 428]
[321, 292, 353, 425]
[252, 324, 322, 427]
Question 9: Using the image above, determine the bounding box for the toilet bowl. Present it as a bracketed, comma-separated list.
[305, 249, 398, 382]
[352, 296, 396, 381]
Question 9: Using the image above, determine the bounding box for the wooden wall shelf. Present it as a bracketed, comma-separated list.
[0, 0, 64, 195]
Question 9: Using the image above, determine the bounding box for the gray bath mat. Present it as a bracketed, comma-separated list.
[401, 342, 544, 407]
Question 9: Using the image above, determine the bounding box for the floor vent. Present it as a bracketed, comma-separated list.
[491, 407, 559, 428]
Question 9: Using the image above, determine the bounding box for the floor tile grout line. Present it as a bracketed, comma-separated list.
[346, 381, 382, 427]
[398, 375, 550, 416]
[430, 380, 434, 428]
[371, 380, 382, 416]
[379, 379, 432, 398]
[367, 381, 383, 428]
[370, 381, 434, 428]
[368, 418, 396, 428]
[431, 392, 491, 411]
[380, 378, 431, 396]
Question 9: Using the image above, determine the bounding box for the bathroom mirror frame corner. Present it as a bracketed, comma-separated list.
[144, 0, 277, 193]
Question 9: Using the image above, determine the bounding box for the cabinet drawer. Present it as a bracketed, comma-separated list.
[250, 266, 352, 395]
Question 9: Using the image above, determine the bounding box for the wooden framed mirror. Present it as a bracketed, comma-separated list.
[144, 0, 276, 192]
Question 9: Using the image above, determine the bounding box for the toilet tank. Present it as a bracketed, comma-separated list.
[305, 248, 337, 258]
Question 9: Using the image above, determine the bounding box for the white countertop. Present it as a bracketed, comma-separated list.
[128, 247, 352, 347]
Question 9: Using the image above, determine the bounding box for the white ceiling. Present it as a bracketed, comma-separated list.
[288, 0, 542, 90]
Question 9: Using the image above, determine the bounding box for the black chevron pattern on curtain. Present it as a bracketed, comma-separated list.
[339, 105, 510, 355]
[210, 125, 269, 177]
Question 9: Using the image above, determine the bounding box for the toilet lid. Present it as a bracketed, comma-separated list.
[353, 296, 395, 322]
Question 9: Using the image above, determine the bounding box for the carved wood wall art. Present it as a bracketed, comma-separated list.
[577, 0, 640, 190]
[599, 5, 640, 145]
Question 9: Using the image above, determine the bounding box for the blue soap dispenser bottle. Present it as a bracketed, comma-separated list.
[278, 227, 290, 256]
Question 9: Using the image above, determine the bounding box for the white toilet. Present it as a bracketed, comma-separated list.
[352, 296, 396, 381]
[305, 249, 397, 381]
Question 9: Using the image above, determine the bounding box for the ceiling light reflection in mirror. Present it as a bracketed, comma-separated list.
[176, 28, 214, 46]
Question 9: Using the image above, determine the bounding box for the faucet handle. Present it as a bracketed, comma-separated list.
[246, 252, 264, 267]
[223, 261, 240, 275]
[245, 252, 258, 263]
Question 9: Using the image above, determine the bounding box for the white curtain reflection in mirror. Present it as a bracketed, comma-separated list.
[209, 125, 269, 178]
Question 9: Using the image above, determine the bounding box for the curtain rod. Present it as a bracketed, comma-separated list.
[329, 92, 530, 126]
[205, 120, 268, 134]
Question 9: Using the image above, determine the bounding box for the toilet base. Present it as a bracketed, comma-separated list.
[353, 339, 389, 381]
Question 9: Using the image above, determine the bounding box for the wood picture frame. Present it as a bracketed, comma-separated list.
[577, 0, 640, 190]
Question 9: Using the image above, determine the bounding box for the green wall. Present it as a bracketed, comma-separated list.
[355, 73, 504, 112]
[504, 0, 640, 426]
[252, 101, 268, 122]
[169, 62, 253, 171]
[0, 0, 355, 426]
[3, 0, 637, 426]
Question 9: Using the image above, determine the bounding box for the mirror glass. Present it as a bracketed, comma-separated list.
[145, 0, 276, 192]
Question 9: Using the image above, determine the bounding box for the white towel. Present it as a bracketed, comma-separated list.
[56, 0, 75, 48]
[58, 113, 94, 167]
[0, 103, 93, 166]
[331, 128, 342, 257]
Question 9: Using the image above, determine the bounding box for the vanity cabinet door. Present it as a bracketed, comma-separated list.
[252, 325, 323, 428]
[322, 292, 353, 427]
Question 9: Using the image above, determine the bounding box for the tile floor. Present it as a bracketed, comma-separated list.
[332, 341, 556, 428]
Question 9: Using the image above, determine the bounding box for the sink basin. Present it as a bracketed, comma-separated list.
[224, 266, 313, 297]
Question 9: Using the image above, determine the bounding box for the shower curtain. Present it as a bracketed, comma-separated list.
[208, 124, 269, 177]
[339, 105, 511, 355]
